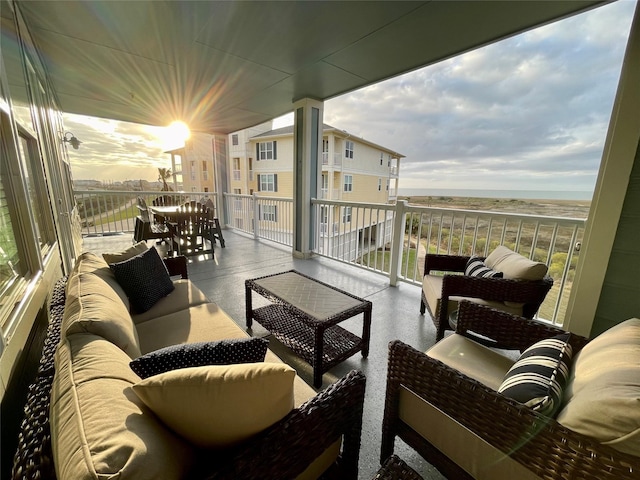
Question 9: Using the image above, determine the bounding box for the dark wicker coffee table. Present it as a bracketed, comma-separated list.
[373, 455, 423, 480]
[245, 270, 372, 387]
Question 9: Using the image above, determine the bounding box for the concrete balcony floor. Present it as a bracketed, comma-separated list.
[83, 230, 446, 480]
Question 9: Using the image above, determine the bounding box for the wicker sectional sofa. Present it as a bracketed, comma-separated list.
[382, 301, 639, 479]
[12, 245, 366, 480]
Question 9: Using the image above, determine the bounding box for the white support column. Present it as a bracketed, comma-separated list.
[292, 98, 324, 258]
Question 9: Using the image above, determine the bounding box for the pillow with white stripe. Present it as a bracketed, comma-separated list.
[498, 333, 573, 417]
[465, 256, 504, 278]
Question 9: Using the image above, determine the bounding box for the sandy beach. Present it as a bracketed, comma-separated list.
[399, 195, 591, 219]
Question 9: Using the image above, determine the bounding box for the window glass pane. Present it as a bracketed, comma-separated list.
[16, 132, 55, 252]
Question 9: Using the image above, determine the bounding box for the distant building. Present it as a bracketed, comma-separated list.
[228, 123, 404, 259]
[166, 134, 218, 193]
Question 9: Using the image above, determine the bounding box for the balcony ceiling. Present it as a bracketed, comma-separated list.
[15, 0, 604, 134]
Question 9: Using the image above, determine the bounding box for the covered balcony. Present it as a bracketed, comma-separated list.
[2, 1, 640, 479]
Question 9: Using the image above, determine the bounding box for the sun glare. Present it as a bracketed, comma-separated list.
[163, 121, 191, 150]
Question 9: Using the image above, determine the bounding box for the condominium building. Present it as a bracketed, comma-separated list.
[228, 123, 404, 259]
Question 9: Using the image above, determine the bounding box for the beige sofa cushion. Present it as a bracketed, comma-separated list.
[135, 302, 317, 407]
[102, 241, 149, 264]
[131, 279, 210, 324]
[484, 246, 548, 281]
[64, 256, 141, 358]
[70, 251, 130, 310]
[51, 333, 193, 480]
[422, 275, 524, 321]
[132, 362, 296, 448]
[556, 318, 640, 456]
[427, 334, 514, 390]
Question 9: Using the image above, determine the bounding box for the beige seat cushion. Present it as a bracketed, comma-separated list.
[556, 318, 640, 456]
[484, 246, 548, 281]
[399, 387, 541, 480]
[427, 334, 514, 390]
[51, 333, 193, 480]
[131, 279, 210, 324]
[64, 257, 141, 358]
[135, 303, 250, 353]
[422, 275, 523, 321]
[132, 362, 296, 448]
[135, 302, 316, 407]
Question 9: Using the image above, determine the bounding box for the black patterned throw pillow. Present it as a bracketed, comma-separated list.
[130, 337, 269, 378]
[465, 256, 504, 278]
[109, 247, 175, 313]
[498, 333, 573, 417]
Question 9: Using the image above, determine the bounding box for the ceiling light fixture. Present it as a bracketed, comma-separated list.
[63, 132, 82, 150]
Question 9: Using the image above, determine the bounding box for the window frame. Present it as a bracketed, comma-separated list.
[342, 206, 352, 223]
[258, 141, 276, 160]
[258, 173, 277, 192]
[260, 204, 277, 222]
[343, 174, 353, 192]
[345, 140, 354, 159]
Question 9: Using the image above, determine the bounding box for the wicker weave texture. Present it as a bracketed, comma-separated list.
[13, 270, 367, 480]
[373, 455, 423, 480]
[420, 253, 553, 340]
[246, 270, 371, 387]
[382, 340, 639, 480]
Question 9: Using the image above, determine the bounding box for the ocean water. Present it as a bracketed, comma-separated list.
[398, 188, 593, 201]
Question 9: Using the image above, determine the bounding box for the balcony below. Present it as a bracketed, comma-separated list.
[82, 230, 449, 480]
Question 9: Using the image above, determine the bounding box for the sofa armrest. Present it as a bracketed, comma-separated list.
[455, 301, 589, 352]
[381, 340, 637, 480]
[201, 370, 366, 480]
[423, 254, 471, 275]
[163, 255, 188, 279]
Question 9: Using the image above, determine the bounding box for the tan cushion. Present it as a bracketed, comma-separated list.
[51, 334, 193, 480]
[422, 275, 523, 321]
[484, 246, 548, 281]
[135, 302, 248, 353]
[70, 251, 130, 310]
[102, 241, 149, 264]
[135, 302, 316, 407]
[427, 334, 514, 391]
[63, 259, 141, 358]
[556, 318, 640, 456]
[130, 279, 210, 324]
[132, 362, 296, 448]
[398, 387, 542, 480]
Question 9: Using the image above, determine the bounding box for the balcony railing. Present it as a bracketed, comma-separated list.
[74, 189, 585, 325]
[74, 190, 219, 236]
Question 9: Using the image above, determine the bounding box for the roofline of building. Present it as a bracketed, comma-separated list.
[249, 124, 405, 158]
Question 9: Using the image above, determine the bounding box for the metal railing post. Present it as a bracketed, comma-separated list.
[253, 192, 260, 240]
[389, 200, 408, 286]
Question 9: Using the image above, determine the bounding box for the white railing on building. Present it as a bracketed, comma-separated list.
[223, 192, 294, 247]
[74, 190, 585, 325]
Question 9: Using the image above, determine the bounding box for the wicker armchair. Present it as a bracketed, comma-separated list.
[382, 301, 638, 480]
[420, 253, 553, 341]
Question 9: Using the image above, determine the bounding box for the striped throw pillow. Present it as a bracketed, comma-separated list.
[465, 256, 504, 278]
[498, 333, 573, 417]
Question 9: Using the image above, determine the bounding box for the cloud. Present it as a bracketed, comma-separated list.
[324, 0, 636, 192]
[66, 0, 636, 194]
[64, 114, 173, 182]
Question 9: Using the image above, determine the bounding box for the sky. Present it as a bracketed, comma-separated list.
[64, 0, 636, 192]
